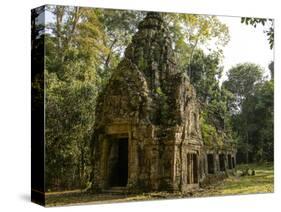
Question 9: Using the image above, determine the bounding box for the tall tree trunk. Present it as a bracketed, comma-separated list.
[104, 38, 118, 70]
[245, 119, 249, 164]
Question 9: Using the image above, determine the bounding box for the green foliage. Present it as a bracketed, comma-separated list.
[188, 49, 223, 103]
[43, 7, 146, 191]
[97, 9, 145, 82]
[164, 14, 230, 73]
[44, 6, 107, 191]
[241, 17, 274, 49]
[45, 72, 97, 190]
[188, 50, 233, 147]
[223, 63, 273, 163]
[200, 113, 223, 146]
[155, 87, 170, 125]
[242, 80, 274, 162]
[156, 87, 164, 96]
[41, 6, 273, 192]
[223, 63, 264, 113]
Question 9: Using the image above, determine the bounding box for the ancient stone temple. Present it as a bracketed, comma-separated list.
[91, 12, 236, 193]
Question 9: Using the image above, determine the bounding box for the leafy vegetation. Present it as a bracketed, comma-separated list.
[44, 6, 106, 190]
[32, 6, 273, 192]
[188, 50, 232, 147]
[163, 13, 230, 74]
[223, 64, 273, 163]
[241, 17, 274, 49]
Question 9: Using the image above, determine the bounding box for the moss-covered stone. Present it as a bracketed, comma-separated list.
[91, 12, 236, 194]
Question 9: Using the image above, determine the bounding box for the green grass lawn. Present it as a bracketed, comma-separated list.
[45, 163, 274, 206]
[194, 162, 274, 197]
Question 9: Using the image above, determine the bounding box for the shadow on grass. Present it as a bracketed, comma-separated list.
[45, 163, 274, 206]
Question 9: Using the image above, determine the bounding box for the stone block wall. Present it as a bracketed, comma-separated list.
[91, 12, 236, 194]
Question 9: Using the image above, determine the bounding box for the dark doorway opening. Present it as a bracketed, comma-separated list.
[187, 153, 198, 184]
[193, 154, 198, 183]
[228, 154, 232, 169]
[219, 154, 225, 171]
[207, 154, 215, 174]
[232, 157, 235, 168]
[108, 138, 128, 187]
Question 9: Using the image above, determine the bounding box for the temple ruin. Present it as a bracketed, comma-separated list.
[91, 12, 236, 193]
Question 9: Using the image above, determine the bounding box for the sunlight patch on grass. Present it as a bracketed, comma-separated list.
[45, 163, 274, 206]
[195, 163, 274, 197]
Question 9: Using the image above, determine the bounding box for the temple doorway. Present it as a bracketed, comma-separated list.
[108, 137, 128, 187]
[187, 153, 198, 184]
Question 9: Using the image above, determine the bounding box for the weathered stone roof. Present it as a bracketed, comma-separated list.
[124, 11, 178, 90]
[94, 12, 202, 144]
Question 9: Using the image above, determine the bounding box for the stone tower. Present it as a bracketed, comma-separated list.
[91, 12, 212, 193]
